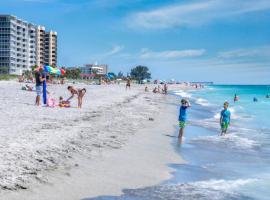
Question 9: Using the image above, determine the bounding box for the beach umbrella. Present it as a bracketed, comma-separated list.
[43, 65, 65, 75]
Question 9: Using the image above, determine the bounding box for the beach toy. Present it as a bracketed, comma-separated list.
[47, 97, 56, 107]
[59, 103, 70, 108]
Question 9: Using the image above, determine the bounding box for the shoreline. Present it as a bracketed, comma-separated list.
[0, 81, 187, 200]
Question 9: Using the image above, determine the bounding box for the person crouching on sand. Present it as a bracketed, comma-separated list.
[66, 86, 86, 108]
[59, 96, 70, 108]
[220, 101, 231, 136]
[178, 99, 191, 141]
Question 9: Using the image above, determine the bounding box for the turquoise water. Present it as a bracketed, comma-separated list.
[193, 85, 270, 129]
[171, 85, 270, 200]
[84, 85, 270, 200]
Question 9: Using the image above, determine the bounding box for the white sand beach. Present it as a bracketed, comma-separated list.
[0, 81, 185, 200]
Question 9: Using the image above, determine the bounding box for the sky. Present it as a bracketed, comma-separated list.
[1, 0, 270, 83]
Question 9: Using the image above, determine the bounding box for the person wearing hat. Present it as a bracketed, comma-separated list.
[220, 101, 231, 136]
[178, 99, 191, 140]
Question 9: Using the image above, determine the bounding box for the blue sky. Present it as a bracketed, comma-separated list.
[1, 0, 270, 83]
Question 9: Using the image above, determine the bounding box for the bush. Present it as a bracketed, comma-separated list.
[0, 74, 17, 81]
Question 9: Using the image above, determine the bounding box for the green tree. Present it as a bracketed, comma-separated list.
[65, 68, 81, 79]
[0, 66, 9, 74]
[130, 65, 151, 84]
[117, 71, 124, 79]
[108, 72, 117, 80]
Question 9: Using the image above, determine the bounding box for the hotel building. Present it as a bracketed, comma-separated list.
[0, 15, 58, 75]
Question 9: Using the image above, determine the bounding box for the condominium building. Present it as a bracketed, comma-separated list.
[44, 31, 57, 67]
[80, 64, 108, 79]
[0, 15, 58, 75]
[36, 25, 45, 66]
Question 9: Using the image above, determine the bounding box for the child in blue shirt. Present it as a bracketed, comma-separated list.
[178, 99, 191, 140]
[220, 101, 231, 136]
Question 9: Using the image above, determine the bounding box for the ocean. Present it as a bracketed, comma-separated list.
[85, 85, 270, 200]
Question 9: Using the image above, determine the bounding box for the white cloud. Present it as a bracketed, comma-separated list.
[128, 0, 270, 29]
[103, 45, 124, 57]
[140, 48, 206, 59]
[218, 46, 270, 58]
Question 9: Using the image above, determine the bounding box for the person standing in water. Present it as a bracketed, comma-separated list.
[234, 94, 239, 103]
[178, 99, 191, 141]
[220, 102, 231, 136]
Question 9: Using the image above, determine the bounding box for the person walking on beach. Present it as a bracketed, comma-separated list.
[126, 78, 131, 90]
[178, 99, 191, 141]
[35, 67, 45, 106]
[220, 102, 231, 136]
[163, 84, 168, 94]
[66, 86, 86, 108]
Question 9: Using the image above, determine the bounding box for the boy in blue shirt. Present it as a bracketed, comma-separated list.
[220, 101, 231, 136]
[178, 99, 191, 140]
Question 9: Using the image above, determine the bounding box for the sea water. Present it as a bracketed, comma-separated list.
[84, 85, 270, 200]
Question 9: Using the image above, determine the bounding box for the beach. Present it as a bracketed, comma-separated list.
[0, 81, 185, 200]
[1, 82, 269, 200]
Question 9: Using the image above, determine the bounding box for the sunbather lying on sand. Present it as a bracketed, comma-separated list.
[22, 84, 33, 91]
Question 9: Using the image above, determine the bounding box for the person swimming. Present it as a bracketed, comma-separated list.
[253, 97, 258, 102]
[266, 94, 270, 98]
[234, 94, 239, 102]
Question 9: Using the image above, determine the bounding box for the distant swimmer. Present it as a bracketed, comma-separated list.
[266, 94, 270, 98]
[220, 102, 231, 136]
[234, 94, 239, 103]
[253, 97, 258, 102]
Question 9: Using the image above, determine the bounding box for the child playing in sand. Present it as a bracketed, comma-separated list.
[178, 99, 191, 141]
[66, 86, 86, 108]
[220, 102, 231, 136]
[145, 86, 148, 92]
[59, 96, 70, 108]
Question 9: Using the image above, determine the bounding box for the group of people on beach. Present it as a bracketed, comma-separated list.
[180, 89, 270, 141]
[34, 67, 86, 108]
[145, 84, 168, 94]
[178, 99, 231, 141]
